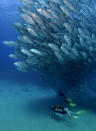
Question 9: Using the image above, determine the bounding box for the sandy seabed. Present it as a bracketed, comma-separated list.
[0, 79, 96, 131]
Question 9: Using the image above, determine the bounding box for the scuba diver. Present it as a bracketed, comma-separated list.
[50, 92, 80, 119]
[50, 91, 86, 119]
[51, 105, 77, 118]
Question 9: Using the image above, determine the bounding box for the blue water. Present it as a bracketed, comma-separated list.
[0, 0, 41, 84]
[0, 0, 96, 131]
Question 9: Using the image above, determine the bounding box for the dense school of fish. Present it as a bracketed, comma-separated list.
[3, 0, 96, 86]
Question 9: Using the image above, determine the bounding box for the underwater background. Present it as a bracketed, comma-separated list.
[0, 0, 96, 131]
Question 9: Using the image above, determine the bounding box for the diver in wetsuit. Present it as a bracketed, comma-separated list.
[51, 105, 67, 114]
[51, 105, 77, 118]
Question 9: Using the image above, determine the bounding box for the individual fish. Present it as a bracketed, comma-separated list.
[8, 54, 18, 60]
[71, 48, 79, 57]
[64, 35, 71, 46]
[13, 22, 23, 30]
[30, 48, 42, 56]
[48, 43, 60, 51]
[20, 0, 35, 9]
[21, 48, 33, 57]
[82, 52, 88, 59]
[78, 28, 85, 37]
[49, 0, 61, 4]
[54, 51, 64, 64]
[64, 23, 72, 33]
[78, 28, 91, 42]
[63, 0, 76, 11]
[27, 27, 38, 37]
[61, 45, 70, 56]
[18, 35, 32, 44]
[60, 5, 73, 19]
[37, 8, 52, 19]
[79, 36, 85, 47]
[14, 61, 28, 72]
[47, 9, 60, 21]
[31, 13, 44, 26]
[92, 33, 96, 43]
[21, 14, 35, 25]
[3, 41, 18, 47]
[12, 22, 26, 35]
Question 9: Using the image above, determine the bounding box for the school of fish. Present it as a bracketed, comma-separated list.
[3, 0, 96, 87]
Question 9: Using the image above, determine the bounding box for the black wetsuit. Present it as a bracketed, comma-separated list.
[51, 106, 67, 114]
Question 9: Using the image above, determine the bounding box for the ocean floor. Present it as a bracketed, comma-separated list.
[0, 79, 96, 131]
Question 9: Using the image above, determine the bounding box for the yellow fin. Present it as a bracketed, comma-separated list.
[76, 110, 86, 115]
[72, 115, 79, 119]
[69, 103, 76, 107]
[66, 98, 72, 102]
